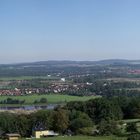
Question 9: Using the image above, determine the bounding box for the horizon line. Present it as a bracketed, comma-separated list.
[0, 58, 140, 65]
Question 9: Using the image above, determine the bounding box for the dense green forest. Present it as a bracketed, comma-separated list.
[0, 97, 140, 140]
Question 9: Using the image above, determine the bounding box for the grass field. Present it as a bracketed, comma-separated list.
[106, 78, 140, 82]
[0, 94, 99, 105]
[0, 76, 59, 81]
[30, 136, 126, 140]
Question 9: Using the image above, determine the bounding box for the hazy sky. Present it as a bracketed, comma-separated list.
[0, 0, 140, 63]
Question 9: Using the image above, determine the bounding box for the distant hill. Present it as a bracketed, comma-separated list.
[13, 59, 140, 66]
[0, 59, 140, 77]
[1, 59, 140, 67]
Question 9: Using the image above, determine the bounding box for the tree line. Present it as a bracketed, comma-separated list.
[0, 97, 48, 105]
[0, 98, 25, 104]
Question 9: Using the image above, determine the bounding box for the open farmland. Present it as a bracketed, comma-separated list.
[0, 94, 99, 105]
[106, 77, 140, 82]
[0, 76, 59, 81]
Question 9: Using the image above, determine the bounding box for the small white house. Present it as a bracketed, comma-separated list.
[33, 130, 58, 139]
[61, 78, 65, 82]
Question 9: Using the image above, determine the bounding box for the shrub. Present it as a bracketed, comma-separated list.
[127, 134, 140, 140]
[77, 127, 94, 135]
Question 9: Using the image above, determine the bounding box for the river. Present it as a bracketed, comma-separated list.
[0, 104, 58, 111]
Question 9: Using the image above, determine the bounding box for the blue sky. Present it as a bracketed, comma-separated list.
[0, 0, 140, 63]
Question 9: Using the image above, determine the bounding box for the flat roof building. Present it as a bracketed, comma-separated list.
[5, 134, 20, 140]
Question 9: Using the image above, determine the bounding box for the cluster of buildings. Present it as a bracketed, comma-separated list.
[2, 130, 59, 140]
[129, 69, 140, 74]
[0, 82, 93, 96]
[0, 89, 22, 96]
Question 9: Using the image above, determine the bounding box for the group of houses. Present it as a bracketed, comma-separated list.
[0, 82, 94, 96]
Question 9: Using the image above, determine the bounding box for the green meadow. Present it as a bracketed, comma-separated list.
[0, 76, 59, 81]
[0, 94, 99, 105]
[31, 136, 126, 140]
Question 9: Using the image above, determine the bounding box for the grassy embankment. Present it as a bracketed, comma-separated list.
[23, 136, 126, 140]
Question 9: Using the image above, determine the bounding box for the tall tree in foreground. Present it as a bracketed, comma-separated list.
[52, 108, 69, 133]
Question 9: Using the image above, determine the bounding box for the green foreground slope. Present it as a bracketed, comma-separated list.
[31, 136, 126, 140]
